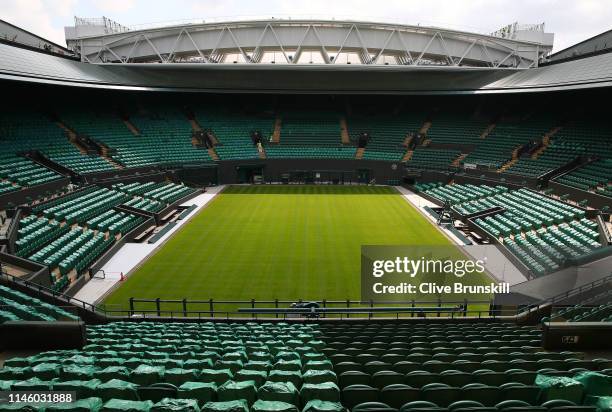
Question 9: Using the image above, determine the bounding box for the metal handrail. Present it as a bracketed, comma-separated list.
[100, 307, 506, 321]
[519, 272, 612, 314]
[1, 268, 503, 320]
[0, 270, 101, 313]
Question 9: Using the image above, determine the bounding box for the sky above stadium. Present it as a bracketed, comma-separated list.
[3, 0, 611, 53]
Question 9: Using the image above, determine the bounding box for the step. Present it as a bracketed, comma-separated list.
[189, 119, 202, 132]
[258, 143, 267, 159]
[102, 156, 123, 169]
[419, 121, 432, 135]
[498, 157, 519, 173]
[402, 134, 414, 147]
[532, 125, 563, 159]
[123, 119, 140, 136]
[402, 150, 414, 162]
[56, 121, 88, 154]
[339, 117, 350, 144]
[208, 148, 219, 161]
[480, 123, 496, 139]
[56, 121, 77, 140]
[272, 115, 282, 143]
[451, 153, 469, 167]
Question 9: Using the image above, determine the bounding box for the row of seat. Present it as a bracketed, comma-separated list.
[556, 159, 612, 198]
[505, 146, 576, 178]
[349, 111, 426, 161]
[0, 321, 340, 410]
[420, 183, 602, 277]
[144, 183, 197, 203]
[553, 302, 612, 323]
[424, 184, 507, 207]
[0, 156, 61, 188]
[14, 183, 172, 291]
[0, 110, 108, 181]
[462, 116, 555, 170]
[193, 106, 272, 160]
[0, 285, 78, 323]
[266, 147, 357, 159]
[425, 113, 490, 146]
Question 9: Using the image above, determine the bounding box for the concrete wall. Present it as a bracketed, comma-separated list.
[507, 253, 612, 303]
[216, 158, 404, 184]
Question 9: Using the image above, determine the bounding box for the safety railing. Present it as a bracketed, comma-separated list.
[1, 268, 511, 321]
[518, 272, 612, 316]
[0, 269, 99, 313]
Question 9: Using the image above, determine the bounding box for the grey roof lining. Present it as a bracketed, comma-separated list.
[1, 43, 611, 93]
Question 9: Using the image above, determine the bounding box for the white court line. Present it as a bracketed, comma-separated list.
[74, 185, 226, 304]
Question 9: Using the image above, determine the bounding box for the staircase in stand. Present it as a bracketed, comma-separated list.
[480, 123, 496, 139]
[419, 121, 432, 135]
[272, 115, 282, 143]
[56, 121, 85, 152]
[498, 146, 523, 173]
[102, 156, 123, 169]
[402, 150, 414, 162]
[339, 117, 350, 144]
[96, 143, 123, 169]
[258, 143, 267, 159]
[208, 148, 219, 161]
[532, 125, 563, 159]
[355, 147, 365, 159]
[189, 119, 202, 132]
[452, 153, 469, 167]
[123, 119, 140, 136]
[56, 120, 121, 169]
[402, 134, 414, 148]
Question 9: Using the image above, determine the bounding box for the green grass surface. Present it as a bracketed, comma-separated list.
[103, 185, 491, 315]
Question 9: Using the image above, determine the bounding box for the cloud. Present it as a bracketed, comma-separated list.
[91, 0, 137, 14]
[2, 0, 77, 46]
[2, 0, 612, 53]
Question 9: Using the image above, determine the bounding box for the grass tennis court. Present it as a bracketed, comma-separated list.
[103, 185, 492, 314]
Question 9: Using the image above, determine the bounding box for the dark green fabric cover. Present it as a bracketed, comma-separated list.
[97, 379, 139, 401]
[45, 397, 104, 412]
[53, 379, 102, 399]
[251, 400, 299, 412]
[302, 400, 345, 412]
[178, 382, 217, 406]
[200, 369, 233, 386]
[535, 374, 584, 404]
[299, 383, 341, 405]
[11, 377, 53, 391]
[60, 365, 97, 381]
[151, 398, 200, 412]
[302, 370, 337, 385]
[268, 371, 302, 388]
[164, 369, 200, 387]
[200, 400, 248, 412]
[257, 381, 298, 405]
[101, 399, 153, 412]
[131, 365, 165, 386]
[574, 372, 612, 396]
[233, 370, 267, 387]
[31, 363, 61, 380]
[217, 380, 257, 406]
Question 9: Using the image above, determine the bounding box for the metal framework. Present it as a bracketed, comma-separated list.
[66, 19, 553, 68]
